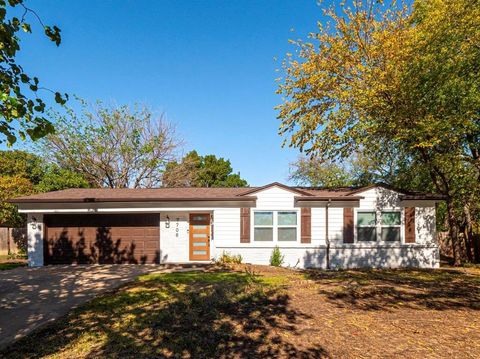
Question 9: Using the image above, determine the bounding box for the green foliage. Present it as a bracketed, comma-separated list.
[0, 149, 90, 227]
[269, 246, 284, 267]
[42, 100, 182, 188]
[162, 150, 248, 187]
[0, 0, 67, 145]
[0, 175, 33, 227]
[36, 165, 90, 192]
[0, 150, 44, 183]
[216, 251, 243, 265]
[277, 0, 480, 264]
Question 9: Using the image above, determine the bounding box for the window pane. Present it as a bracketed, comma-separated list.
[278, 211, 297, 226]
[357, 212, 376, 226]
[278, 228, 296, 241]
[381, 212, 401, 225]
[358, 227, 377, 241]
[254, 228, 273, 241]
[381, 227, 401, 242]
[254, 212, 273, 226]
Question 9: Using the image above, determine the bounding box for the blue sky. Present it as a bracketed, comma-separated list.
[10, 0, 323, 186]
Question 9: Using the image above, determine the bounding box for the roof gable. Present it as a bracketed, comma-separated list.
[237, 182, 313, 197]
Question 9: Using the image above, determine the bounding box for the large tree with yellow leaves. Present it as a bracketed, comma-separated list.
[277, 0, 480, 265]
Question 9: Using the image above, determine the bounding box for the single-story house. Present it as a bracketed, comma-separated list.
[11, 182, 444, 269]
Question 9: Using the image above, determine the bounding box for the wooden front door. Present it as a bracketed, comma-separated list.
[189, 213, 210, 261]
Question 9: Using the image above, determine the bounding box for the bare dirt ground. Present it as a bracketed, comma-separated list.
[1, 264, 479, 358]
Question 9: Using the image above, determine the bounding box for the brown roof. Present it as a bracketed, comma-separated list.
[11, 187, 256, 203]
[10, 182, 444, 203]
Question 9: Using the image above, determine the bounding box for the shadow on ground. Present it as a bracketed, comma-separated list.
[1, 268, 329, 358]
[304, 268, 480, 311]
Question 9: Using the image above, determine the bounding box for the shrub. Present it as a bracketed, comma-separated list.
[269, 246, 284, 267]
[216, 251, 243, 265]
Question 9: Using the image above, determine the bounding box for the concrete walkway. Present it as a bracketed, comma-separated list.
[0, 265, 166, 348]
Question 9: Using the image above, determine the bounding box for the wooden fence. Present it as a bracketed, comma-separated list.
[0, 227, 27, 256]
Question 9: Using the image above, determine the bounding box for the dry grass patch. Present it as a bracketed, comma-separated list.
[1, 264, 479, 358]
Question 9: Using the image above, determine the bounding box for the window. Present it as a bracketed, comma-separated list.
[357, 211, 377, 241]
[381, 212, 401, 242]
[254, 211, 273, 241]
[253, 211, 298, 242]
[356, 210, 402, 242]
[277, 211, 297, 241]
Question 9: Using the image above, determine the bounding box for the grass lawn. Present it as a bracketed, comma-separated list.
[1, 264, 480, 358]
[0, 255, 27, 270]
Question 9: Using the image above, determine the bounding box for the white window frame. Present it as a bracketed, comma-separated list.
[354, 209, 405, 243]
[380, 210, 402, 243]
[252, 210, 300, 243]
[356, 210, 378, 242]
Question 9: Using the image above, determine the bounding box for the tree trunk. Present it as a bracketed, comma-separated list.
[446, 198, 462, 266]
[463, 202, 474, 262]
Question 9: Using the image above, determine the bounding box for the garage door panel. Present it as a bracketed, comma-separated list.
[44, 214, 160, 265]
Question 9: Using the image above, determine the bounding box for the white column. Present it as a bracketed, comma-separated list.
[27, 213, 44, 267]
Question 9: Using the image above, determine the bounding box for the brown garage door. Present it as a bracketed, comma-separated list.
[44, 214, 160, 265]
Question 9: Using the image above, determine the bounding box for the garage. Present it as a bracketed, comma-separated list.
[43, 214, 160, 265]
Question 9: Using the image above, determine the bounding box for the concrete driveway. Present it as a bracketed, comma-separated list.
[0, 265, 162, 348]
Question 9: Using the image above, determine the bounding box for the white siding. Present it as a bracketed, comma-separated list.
[213, 208, 241, 253]
[160, 212, 189, 263]
[255, 186, 296, 210]
[415, 206, 436, 245]
[27, 213, 44, 267]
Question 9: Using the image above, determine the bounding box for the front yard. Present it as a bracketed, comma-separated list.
[0, 255, 26, 270]
[1, 264, 479, 358]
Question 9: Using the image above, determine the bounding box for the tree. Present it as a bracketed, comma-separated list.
[43, 100, 182, 188]
[35, 165, 89, 192]
[289, 157, 352, 188]
[0, 175, 33, 227]
[277, 0, 480, 264]
[162, 150, 248, 187]
[0, 149, 44, 183]
[0, 150, 90, 227]
[0, 0, 67, 146]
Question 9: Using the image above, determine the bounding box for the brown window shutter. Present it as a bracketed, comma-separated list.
[405, 207, 416, 243]
[240, 208, 250, 243]
[343, 208, 354, 243]
[301, 208, 311, 243]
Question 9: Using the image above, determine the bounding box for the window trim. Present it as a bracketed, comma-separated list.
[356, 211, 377, 242]
[252, 210, 300, 243]
[380, 211, 402, 242]
[354, 209, 404, 244]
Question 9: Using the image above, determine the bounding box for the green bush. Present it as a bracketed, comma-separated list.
[216, 251, 243, 265]
[269, 246, 284, 267]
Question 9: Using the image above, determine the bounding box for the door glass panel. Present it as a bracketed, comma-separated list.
[193, 250, 207, 255]
[254, 228, 273, 241]
[278, 228, 297, 241]
[192, 215, 209, 221]
[278, 212, 297, 226]
[192, 225, 208, 230]
[193, 242, 206, 247]
[193, 233, 207, 238]
[254, 212, 273, 226]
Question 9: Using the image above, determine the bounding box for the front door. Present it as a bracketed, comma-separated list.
[189, 213, 210, 261]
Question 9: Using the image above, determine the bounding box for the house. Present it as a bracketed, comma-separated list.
[10, 182, 444, 269]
